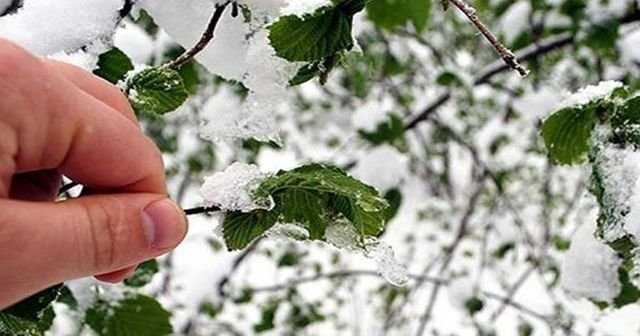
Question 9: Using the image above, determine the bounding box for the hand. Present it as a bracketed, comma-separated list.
[0, 39, 188, 309]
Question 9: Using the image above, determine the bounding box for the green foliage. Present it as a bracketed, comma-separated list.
[268, 5, 355, 62]
[222, 164, 388, 250]
[94, 48, 134, 84]
[465, 297, 485, 316]
[541, 107, 596, 165]
[125, 67, 189, 115]
[359, 114, 406, 147]
[85, 294, 172, 336]
[124, 259, 159, 288]
[0, 285, 62, 336]
[366, 0, 430, 32]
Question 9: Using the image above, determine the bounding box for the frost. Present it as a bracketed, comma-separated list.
[0, 0, 121, 56]
[325, 221, 361, 251]
[561, 224, 622, 303]
[325, 221, 409, 286]
[199, 163, 273, 212]
[267, 223, 310, 241]
[594, 144, 640, 242]
[365, 242, 410, 286]
[558, 80, 623, 109]
[280, 0, 332, 16]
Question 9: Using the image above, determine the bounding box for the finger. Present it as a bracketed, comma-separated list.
[0, 194, 188, 309]
[43, 60, 137, 124]
[95, 265, 138, 283]
[0, 39, 165, 195]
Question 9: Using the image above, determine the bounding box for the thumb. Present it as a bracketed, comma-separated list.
[0, 194, 187, 308]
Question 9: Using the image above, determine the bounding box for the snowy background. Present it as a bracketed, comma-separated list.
[2, 0, 640, 335]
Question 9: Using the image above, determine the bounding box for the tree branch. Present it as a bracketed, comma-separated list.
[404, 8, 640, 131]
[446, 0, 528, 77]
[166, 1, 232, 70]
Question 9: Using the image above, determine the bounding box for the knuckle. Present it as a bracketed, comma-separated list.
[79, 198, 132, 272]
[0, 39, 37, 78]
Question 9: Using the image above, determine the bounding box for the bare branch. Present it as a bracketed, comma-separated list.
[446, 0, 528, 77]
[166, 1, 232, 70]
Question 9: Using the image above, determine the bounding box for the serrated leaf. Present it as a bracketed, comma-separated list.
[222, 164, 388, 250]
[85, 294, 172, 336]
[124, 259, 159, 288]
[542, 106, 596, 165]
[94, 48, 134, 84]
[223, 209, 280, 250]
[269, 6, 354, 62]
[126, 67, 188, 115]
[366, 0, 430, 32]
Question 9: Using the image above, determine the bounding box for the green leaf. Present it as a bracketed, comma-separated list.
[256, 164, 388, 238]
[613, 266, 640, 308]
[366, 0, 430, 32]
[85, 294, 172, 336]
[464, 297, 484, 315]
[222, 164, 388, 250]
[542, 106, 596, 165]
[125, 67, 189, 115]
[94, 48, 134, 84]
[223, 209, 280, 250]
[269, 6, 355, 62]
[0, 284, 63, 336]
[124, 259, 159, 288]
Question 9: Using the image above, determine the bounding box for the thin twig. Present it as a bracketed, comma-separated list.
[166, 2, 232, 70]
[446, 0, 528, 77]
[183, 205, 221, 216]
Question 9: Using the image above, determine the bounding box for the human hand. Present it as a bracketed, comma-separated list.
[0, 39, 188, 309]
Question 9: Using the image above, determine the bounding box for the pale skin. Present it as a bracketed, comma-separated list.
[0, 39, 188, 309]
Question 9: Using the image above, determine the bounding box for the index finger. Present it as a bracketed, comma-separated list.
[0, 39, 166, 195]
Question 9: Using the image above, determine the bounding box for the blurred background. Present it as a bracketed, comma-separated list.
[3, 0, 640, 335]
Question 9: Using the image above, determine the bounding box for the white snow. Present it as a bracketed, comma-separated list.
[199, 162, 273, 212]
[557, 80, 624, 109]
[619, 30, 640, 69]
[499, 2, 532, 44]
[352, 145, 408, 193]
[561, 223, 622, 303]
[325, 221, 409, 286]
[114, 20, 155, 64]
[594, 144, 640, 243]
[0, 0, 122, 56]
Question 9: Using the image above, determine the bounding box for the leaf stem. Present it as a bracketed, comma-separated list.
[446, 0, 529, 77]
[165, 1, 232, 70]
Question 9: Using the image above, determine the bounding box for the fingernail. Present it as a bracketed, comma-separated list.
[142, 199, 187, 249]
